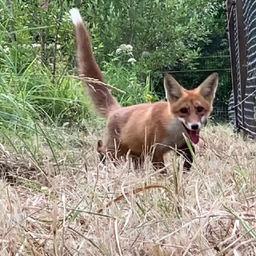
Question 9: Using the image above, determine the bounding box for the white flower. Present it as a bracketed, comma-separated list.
[47, 43, 54, 49]
[119, 44, 127, 51]
[22, 44, 31, 49]
[116, 44, 134, 55]
[3, 46, 9, 53]
[116, 48, 122, 55]
[126, 44, 133, 52]
[127, 57, 136, 64]
[31, 43, 41, 48]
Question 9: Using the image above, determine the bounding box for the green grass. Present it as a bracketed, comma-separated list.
[0, 48, 94, 131]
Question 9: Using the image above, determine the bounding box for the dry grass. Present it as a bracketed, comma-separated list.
[0, 124, 256, 255]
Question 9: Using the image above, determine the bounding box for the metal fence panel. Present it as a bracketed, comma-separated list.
[227, 0, 256, 138]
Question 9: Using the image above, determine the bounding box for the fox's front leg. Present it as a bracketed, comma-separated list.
[131, 155, 145, 170]
[178, 145, 195, 172]
[97, 140, 106, 164]
[152, 153, 167, 174]
[97, 140, 118, 164]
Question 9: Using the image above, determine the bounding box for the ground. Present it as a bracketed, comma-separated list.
[0, 124, 255, 255]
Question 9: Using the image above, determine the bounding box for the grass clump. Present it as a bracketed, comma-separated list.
[0, 125, 255, 255]
[0, 50, 92, 131]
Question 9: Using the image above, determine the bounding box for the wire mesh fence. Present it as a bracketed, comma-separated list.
[166, 55, 232, 122]
[227, 0, 256, 138]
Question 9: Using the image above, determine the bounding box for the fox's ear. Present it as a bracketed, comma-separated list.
[164, 74, 183, 103]
[198, 73, 219, 102]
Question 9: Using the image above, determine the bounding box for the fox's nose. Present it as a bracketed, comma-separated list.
[191, 124, 199, 130]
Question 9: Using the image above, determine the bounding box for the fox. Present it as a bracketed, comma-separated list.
[69, 8, 218, 172]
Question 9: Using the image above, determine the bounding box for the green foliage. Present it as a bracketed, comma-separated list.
[0, 0, 94, 134]
[0, 0, 228, 136]
[0, 50, 91, 133]
[103, 46, 158, 105]
[1, 0, 227, 72]
[77, 0, 227, 70]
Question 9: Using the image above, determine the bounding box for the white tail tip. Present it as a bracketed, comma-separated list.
[69, 8, 83, 25]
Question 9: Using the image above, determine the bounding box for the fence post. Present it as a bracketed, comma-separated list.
[227, 0, 239, 129]
[235, 0, 248, 128]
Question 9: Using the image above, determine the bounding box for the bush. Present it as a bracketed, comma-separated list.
[103, 45, 158, 106]
[0, 0, 228, 134]
[0, 50, 92, 132]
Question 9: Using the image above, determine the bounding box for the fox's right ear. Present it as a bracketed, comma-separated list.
[198, 73, 219, 102]
[164, 74, 183, 103]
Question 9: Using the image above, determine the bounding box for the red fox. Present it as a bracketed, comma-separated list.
[70, 8, 218, 172]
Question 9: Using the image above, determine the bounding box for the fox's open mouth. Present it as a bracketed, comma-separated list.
[182, 124, 200, 144]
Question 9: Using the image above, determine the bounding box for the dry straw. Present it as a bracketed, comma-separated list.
[0, 125, 255, 255]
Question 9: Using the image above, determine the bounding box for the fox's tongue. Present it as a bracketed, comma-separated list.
[188, 130, 200, 144]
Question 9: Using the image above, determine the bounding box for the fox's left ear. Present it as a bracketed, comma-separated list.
[198, 73, 219, 102]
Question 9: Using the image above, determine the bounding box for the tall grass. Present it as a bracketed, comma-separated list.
[0, 45, 93, 128]
[0, 39, 97, 168]
[0, 125, 255, 255]
[0, 2, 255, 255]
[103, 60, 158, 106]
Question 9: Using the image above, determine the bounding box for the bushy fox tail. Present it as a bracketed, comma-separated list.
[70, 8, 120, 117]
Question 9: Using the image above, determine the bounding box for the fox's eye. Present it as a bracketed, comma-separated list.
[196, 106, 204, 113]
[180, 108, 189, 114]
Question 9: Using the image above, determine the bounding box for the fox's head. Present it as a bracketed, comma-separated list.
[164, 73, 219, 144]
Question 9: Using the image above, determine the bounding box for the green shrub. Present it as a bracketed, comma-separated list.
[103, 45, 158, 106]
[0, 50, 92, 132]
[0, 0, 228, 135]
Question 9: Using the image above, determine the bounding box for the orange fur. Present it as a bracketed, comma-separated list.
[71, 14, 119, 117]
[70, 9, 218, 172]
